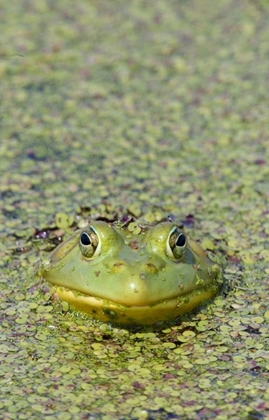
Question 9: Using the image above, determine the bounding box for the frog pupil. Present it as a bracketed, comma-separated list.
[81, 233, 91, 246]
[176, 234, 186, 247]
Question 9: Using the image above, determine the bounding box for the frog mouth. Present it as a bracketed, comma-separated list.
[53, 283, 220, 325]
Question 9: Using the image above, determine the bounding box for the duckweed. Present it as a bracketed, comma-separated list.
[1, 0, 269, 418]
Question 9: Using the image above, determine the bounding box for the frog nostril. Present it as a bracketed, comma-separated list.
[145, 263, 158, 274]
[114, 262, 123, 268]
[111, 261, 124, 273]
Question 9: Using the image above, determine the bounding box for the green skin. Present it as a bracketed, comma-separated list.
[42, 221, 222, 325]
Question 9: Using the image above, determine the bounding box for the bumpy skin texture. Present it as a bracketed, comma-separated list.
[42, 221, 222, 325]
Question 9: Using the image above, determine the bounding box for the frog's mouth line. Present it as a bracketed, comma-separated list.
[54, 284, 220, 325]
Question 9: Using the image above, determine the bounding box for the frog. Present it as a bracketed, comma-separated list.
[41, 219, 222, 325]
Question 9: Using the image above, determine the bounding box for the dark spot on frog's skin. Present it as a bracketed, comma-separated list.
[94, 271, 101, 277]
[178, 284, 184, 290]
[129, 240, 139, 250]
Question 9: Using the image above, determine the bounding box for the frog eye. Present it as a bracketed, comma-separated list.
[79, 226, 101, 258]
[166, 227, 187, 260]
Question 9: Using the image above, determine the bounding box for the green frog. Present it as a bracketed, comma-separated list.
[41, 219, 222, 325]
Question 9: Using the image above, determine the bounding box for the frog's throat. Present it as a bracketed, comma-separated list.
[54, 284, 220, 325]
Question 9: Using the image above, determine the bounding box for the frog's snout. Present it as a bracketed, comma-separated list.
[100, 257, 168, 305]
